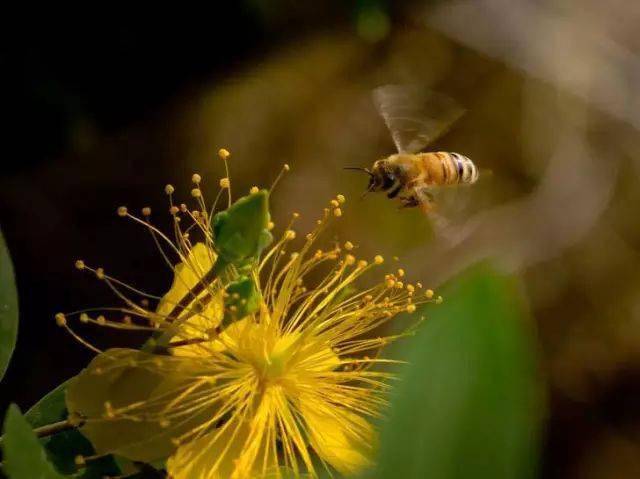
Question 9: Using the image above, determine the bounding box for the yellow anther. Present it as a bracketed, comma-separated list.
[192, 210, 200, 219]
[97, 315, 106, 325]
[397, 268, 405, 277]
[285, 230, 296, 240]
[345, 254, 356, 265]
[104, 401, 115, 419]
[344, 241, 354, 251]
[80, 313, 90, 323]
[358, 260, 368, 268]
[425, 289, 434, 299]
[55, 313, 66, 327]
[75, 260, 85, 270]
[330, 199, 339, 208]
[74, 455, 86, 466]
[117, 206, 128, 217]
[416, 282, 423, 289]
[142, 207, 151, 217]
[293, 212, 300, 219]
[395, 281, 404, 289]
[68, 412, 83, 427]
[250, 186, 259, 194]
[336, 194, 346, 204]
[219, 177, 230, 189]
[95, 268, 105, 280]
[218, 148, 230, 160]
[385, 278, 396, 288]
[374, 255, 384, 265]
[290, 252, 299, 260]
[191, 188, 201, 198]
[283, 164, 290, 171]
[333, 208, 342, 217]
[165, 184, 175, 195]
[267, 221, 275, 231]
[406, 284, 415, 293]
[169, 206, 179, 215]
[436, 296, 444, 304]
[406, 304, 417, 313]
[192, 173, 202, 184]
[305, 233, 313, 241]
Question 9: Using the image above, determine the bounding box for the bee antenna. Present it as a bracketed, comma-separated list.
[343, 166, 373, 177]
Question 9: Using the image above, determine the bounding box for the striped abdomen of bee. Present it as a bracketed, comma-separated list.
[416, 152, 479, 186]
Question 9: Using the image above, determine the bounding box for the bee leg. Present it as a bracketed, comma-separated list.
[412, 187, 435, 214]
[398, 195, 419, 209]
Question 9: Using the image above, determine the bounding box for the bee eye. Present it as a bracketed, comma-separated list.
[382, 173, 395, 190]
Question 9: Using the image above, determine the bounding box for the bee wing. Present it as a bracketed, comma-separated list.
[372, 84, 466, 154]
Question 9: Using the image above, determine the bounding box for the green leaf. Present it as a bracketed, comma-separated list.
[2, 404, 66, 478]
[223, 275, 261, 324]
[375, 263, 542, 479]
[24, 381, 121, 478]
[0, 227, 18, 382]
[212, 190, 272, 265]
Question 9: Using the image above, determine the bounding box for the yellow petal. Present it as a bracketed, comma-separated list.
[156, 243, 224, 358]
[66, 348, 214, 463]
[167, 420, 251, 479]
[300, 400, 376, 477]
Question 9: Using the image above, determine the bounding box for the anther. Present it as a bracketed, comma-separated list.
[406, 284, 415, 293]
[425, 289, 434, 299]
[55, 313, 67, 327]
[74, 455, 86, 466]
[397, 268, 405, 277]
[80, 313, 90, 323]
[336, 194, 346, 204]
[406, 304, 417, 313]
[385, 278, 396, 289]
[191, 188, 202, 198]
[283, 164, 290, 171]
[292, 212, 300, 219]
[165, 184, 175, 195]
[218, 148, 231, 160]
[333, 208, 342, 217]
[142, 207, 151, 217]
[219, 177, 230, 189]
[358, 260, 368, 268]
[97, 315, 106, 325]
[374, 255, 384, 265]
[180, 203, 188, 212]
[344, 241, 354, 251]
[345, 254, 356, 265]
[75, 260, 85, 270]
[285, 230, 296, 240]
[250, 186, 259, 194]
[267, 221, 275, 231]
[436, 296, 444, 304]
[169, 206, 179, 215]
[192, 173, 202, 184]
[330, 199, 339, 208]
[117, 206, 128, 217]
[95, 268, 105, 280]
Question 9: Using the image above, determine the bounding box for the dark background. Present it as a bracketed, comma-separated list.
[3, 2, 640, 478]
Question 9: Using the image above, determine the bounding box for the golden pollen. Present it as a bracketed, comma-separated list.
[117, 206, 128, 217]
[218, 148, 231, 160]
[55, 313, 66, 327]
[191, 188, 201, 198]
[283, 163, 290, 171]
[344, 241, 354, 251]
[425, 289, 434, 299]
[374, 255, 384, 265]
[219, 177, 230, 189]
[333, 208, 342, 217]
[74, 260, 85, 270]
[164, 184, 175, 195]
[336, 194, 346, 204]
[192, 173, 202, 184]
[285, 230, 296, 240]
[142, 207, 151, 217]
[250, 186, 259, 194]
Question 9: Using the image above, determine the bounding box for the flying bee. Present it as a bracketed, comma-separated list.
[348, 84, 480, 214]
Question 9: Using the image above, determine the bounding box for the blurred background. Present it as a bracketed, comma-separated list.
[2, 1, 640, 477]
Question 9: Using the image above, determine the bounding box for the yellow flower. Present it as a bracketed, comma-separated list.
[62, 174, 437, 478]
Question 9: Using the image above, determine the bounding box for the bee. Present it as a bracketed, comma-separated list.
[348, 85, 480, 214]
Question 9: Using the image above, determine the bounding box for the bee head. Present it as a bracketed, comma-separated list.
[369, 159, 397, 192]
